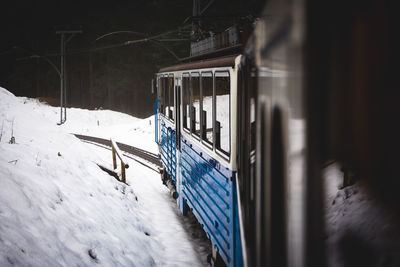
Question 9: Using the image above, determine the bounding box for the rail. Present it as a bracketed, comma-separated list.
[73, 134, 161, 172]
[111, 138, 129, 183]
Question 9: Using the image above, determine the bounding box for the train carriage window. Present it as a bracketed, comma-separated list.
[250, 69, 256, 152]
[168, 75, 174, 121]
[182, 73, 191, 132]
[162, 76, 169, 116]
[158, 76, 163, 113]
[191, 72, 200, 138]
[161, 76, 167, 115]
[215, 71, 230, 156]
[201, 72, 213, 145]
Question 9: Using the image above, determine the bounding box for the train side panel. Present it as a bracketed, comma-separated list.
[159, 119, 177, 183]
[155, 56, 243, 267]
[180, 134, 242, 266]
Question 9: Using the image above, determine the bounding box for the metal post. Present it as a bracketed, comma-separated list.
[154, 99, 160, 144]
[63, 35, 67, 123]
[192, 0, 201, 38]
[59, 33, 64, 125]
[56, 29, 82, 125]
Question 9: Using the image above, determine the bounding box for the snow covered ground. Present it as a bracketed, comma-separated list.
[323, 164, 400, 267]
[3, 85, 400, 267]
[0, 87, 209, 266]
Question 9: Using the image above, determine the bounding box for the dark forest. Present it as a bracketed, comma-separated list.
[0, 0, 264, 118]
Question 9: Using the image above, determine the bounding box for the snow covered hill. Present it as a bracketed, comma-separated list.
[4, 85, 399, 267]
[0, 87, 208, 266]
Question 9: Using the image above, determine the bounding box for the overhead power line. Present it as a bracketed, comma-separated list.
[95, 31, 146, 42]
[16, 25, 192, 62]
[11, 46, 61, 77]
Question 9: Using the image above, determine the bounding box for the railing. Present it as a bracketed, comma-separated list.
[111, 138, 129, 183]
[154, 99, 160, 145]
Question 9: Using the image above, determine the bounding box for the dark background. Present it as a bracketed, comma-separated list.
[0, 0, 264, 118]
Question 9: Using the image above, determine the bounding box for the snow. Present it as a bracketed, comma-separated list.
[286, 116, 400, 266]
[4, 83, 399, 266]
[286, 117, 400, 266]
[324, 163, 400, 266]
[0, 87, 209, 266]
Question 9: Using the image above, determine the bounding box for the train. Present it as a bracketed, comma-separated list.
[153, 0, 398, 266]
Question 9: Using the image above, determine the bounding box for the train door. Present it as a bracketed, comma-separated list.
[175, 77, 182, 151]
[156, 75, 164, 146]
[156, 75, 161, 145]
[175, 76, 185, 210]
[237, 55, 258, 267]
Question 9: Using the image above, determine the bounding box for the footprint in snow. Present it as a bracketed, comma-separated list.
[88, 249, 99, 263]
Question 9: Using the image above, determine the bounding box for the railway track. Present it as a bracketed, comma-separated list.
[73, 134, 162, 172]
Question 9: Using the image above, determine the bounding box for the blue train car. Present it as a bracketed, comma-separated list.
[154, 55, 244, 266]
[153, 0, 399, 266]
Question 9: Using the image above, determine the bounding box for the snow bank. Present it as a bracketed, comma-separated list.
[0, 87, 207, 266]
[0, 87, 162, 266]
[324, 163, 400, 266]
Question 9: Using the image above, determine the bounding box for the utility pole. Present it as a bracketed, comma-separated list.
[192, 0, 201, 39]
[56, 29, 82, 125]
[191, 0, 214, 41]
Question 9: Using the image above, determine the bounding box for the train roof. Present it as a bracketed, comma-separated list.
[158, 54, 239, 73]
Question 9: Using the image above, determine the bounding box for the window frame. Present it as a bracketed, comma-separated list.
[191, 72, 201, 140]
[157, 75, 162, 114]
[161, 75, 167, 116]
[167, 74, 174, 122]
[182, 72, 191, 134]
[214, 71, 231, 159]
[200, 71, 214, 149]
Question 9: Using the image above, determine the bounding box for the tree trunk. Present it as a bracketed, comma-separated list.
[36, 58, 40, 97]
[89, 53, 95, 109]
[107, 52, 114, 110]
